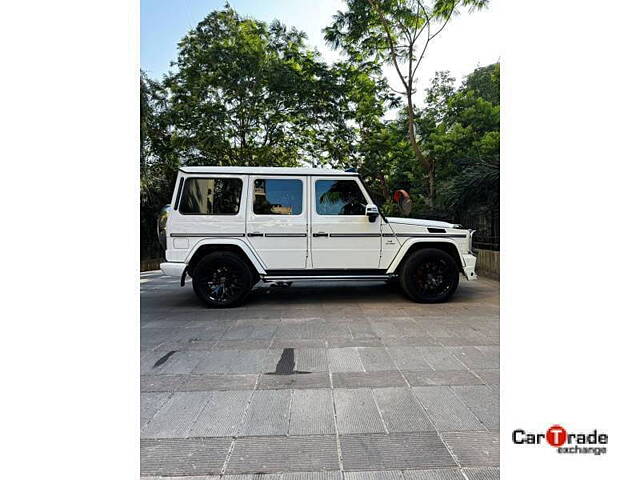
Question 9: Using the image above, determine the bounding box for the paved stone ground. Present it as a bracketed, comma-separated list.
[141, 272, 499, 480]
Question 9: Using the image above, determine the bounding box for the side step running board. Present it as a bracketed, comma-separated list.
[262, 274, 394, 282]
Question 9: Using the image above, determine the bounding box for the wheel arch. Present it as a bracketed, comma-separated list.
[386, 239, 464, 274]
[186, 239, 266, 280]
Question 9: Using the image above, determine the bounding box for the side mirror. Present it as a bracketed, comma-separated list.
[365, 204, 379, 223]
[393, 190, 412, 216]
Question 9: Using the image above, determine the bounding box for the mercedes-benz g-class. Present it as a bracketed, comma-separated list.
[158, 166, 476, 307]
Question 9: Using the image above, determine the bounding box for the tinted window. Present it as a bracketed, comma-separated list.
[315, 179, 367, 215]
[253, 179, 303, 215]
[179, 178, 243, 215]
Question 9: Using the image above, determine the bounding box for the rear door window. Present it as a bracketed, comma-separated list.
[253, 178, 303, 215]
[178, 177, 243, 215]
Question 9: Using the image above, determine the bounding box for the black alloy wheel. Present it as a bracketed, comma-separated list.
[192, 252, 253, 308]
[399, 248, 460, 303]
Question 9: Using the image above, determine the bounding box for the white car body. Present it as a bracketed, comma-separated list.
[160, 166, 476, 286]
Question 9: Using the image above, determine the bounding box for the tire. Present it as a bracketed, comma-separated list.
[191, 252, 254, 308]
[399, 248, 460, 303]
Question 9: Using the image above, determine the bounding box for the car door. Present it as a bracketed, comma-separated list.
[245, 175, 308, 269]
[310, 176, 382, 269]
[168, 174, 248, 248]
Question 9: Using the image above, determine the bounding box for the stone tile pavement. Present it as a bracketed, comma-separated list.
[141, 273, 499, 479]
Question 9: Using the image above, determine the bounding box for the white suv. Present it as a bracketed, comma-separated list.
[158, 166, 476, 307]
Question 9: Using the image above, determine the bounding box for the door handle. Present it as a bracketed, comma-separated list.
[313, 232, 329, 237]
[248, 232, 264, 237]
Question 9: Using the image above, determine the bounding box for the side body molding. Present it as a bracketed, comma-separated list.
[385, 237, 464, 274]
[186, 238, 268, 275]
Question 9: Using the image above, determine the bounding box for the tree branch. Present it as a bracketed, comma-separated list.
[411, 0, 423, 41]
[413, 0, 432, 44]
[389, 85, 407, 95]
[367, 0, 409, 93]
[412, 0, 457, 76]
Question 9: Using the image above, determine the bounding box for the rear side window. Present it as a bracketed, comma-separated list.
[315, 179, 367, 215]
[253, 179, 303, 215]
[179, 177, 243, 215]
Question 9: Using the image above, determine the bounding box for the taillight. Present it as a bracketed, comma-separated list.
[157, 204, 171, 251]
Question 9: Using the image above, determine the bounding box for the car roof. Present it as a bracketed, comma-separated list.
[179, 166, 358, 176]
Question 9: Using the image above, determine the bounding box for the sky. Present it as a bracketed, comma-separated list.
[141, 0, 502, 109]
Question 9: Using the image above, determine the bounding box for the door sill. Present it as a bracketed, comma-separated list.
[262, 269, 394, 282]
[262, 275, 392, 282]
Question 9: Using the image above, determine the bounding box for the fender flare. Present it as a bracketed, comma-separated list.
[385, 237, 465, 274]
[186, 238, 267, 275]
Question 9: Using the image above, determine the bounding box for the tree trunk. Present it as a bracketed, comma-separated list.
[428, 161, 436, 205]
[405, 93, 434, 207]
[378, 173, 390, 202]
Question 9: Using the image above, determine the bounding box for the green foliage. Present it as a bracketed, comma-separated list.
[355, 120, 415, 204]
[140, 71, 180, 258]
[357, 62, 500, 220]
[428, 63, 500, 214]
[439, 156, 499, 213]
[324, 0, 490, 204]
[324, 0, 488, 65]
[164, 6, 370, 167]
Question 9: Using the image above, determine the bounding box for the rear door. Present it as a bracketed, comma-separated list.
[245, 175, 308, 269]
[310, 176, 381, 269]
[166, 175, 247, 262]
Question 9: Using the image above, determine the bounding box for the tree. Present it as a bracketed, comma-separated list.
[334, 60, 404, 203]
[140, 71, 179, 258]
[164, 6, 360, 167]
[427, 63, 500, 242]
[357, 63, 499, 221]
[139, 6, 397, 258]
[424, 63, 499, 194]
[324, 0, 488, 205]
[439, 156, 499, 213]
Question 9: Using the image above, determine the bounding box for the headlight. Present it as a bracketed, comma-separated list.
[156, 204, 171, 251]
[468, 230, 476, 253]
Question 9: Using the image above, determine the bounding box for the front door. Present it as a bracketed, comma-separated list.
[310, 176, 381, 269]
[246, 175, 308, 269]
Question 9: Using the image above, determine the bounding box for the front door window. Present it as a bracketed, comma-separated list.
[315, 179, 367, 215]
[311, 177, 381, 269]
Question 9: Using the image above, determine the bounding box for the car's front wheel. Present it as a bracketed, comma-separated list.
[191, 252, 254, 308]
[399, 248, 460, 303]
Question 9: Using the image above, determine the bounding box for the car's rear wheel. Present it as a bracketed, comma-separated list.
[399, 248, 460, 303]
[191, 252, 254, 308]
